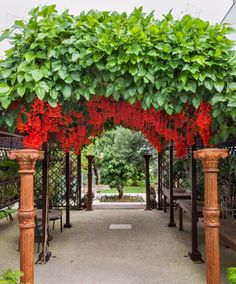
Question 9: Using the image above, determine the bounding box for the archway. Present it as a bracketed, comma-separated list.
[1, 5, 235, 284]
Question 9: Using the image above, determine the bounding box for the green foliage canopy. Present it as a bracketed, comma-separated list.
[0, 5, 236, 142]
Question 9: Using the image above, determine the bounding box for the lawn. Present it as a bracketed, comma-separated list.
[0, 209, 17, 220]
[98, 186, 145, 194]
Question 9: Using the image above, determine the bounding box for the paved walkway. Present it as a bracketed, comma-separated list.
[0, 209, 235, 284]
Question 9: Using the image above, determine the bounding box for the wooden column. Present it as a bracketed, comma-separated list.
[8, 149, 44, 284]
[77, 152, 83, 210]
[168, 144, 176, 227]
[194, 148, 228, 284]
[189, 145, 202, 262]
[143, 154, 152, 211]
[64, 152, 72, 228]
[157, 152, 162, 210]
[86, 155, 94, 211]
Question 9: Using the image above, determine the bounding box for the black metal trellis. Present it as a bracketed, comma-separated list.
[0, 134, 23, 209]
[34, 148, 80, 209]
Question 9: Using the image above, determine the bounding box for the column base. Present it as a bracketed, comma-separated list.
[64, 223, 72, 228]
[86, 208, 93, 211]
[168, 222, 176, 227]
[157, 206, 163, 210]
[189, 251, 204, 263]
[145, 208, 152, 211]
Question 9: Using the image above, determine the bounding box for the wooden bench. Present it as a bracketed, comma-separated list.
[36, 209, 63, 232]
[162, 188, 191, 212]
[220, 219, 236, 251]
[178, 200, 203, 231]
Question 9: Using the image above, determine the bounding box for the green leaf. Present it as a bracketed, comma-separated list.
[1, 98, 11, 109]
[106, 85, 114, 97]
[5, 114, 14, 127]
[145, 96, 152, 108]
[129, 65, 138, 76]
[58, 67, 67, 80]
[48, 98, 57, 107]
[72, 52, 80, 62]
[2, 69, 12, 79]
[157, 96, 165, 106]
[32, 69, 43, 81]
[211, 94, 225, 105]
[214, 81, 224, 93]
[49, 89, 58, 100]
[25, 53, 35, 63]
[204, 80, 213, 91]
[145, 72, 155, 84]
[192, 95, 201, 109]
[180, 94, 188, 103]
[0, 83, 10, 94]
[228, 82, 236, 91]
[71, 72, 80, 82]
[21, 113, 28, 124]
[62, 85, 71, 99]
[35, 85, 46, 100]
[17, 86, 26, 97]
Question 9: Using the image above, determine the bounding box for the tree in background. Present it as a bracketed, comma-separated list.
[82, 126, 157, 197]
[100, 148, 132, 199]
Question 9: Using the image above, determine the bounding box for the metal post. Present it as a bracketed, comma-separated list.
[39, 143, 51, 262]
[143, 154, 152, 211]
[168, 144, 176, 227]
[157, 152, 163, 210]
[86, 155, 94, 211]
[64, 152, 72, 228]
[77, 152, 83, 210]
[189, 146, 203, 262]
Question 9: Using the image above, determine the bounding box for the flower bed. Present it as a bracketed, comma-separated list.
[100, 195, 144, 203]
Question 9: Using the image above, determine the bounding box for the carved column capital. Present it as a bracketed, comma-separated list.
[194, 148, 228, 172]
[7, 149, 44, 173]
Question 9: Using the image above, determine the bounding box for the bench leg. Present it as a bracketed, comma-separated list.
[60, 216, 63, 233]
[179, 206, 183, 231]
[163, 196, 167, 213]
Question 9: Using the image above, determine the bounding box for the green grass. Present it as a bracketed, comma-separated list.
[0, 209, 17, 220]
[98, 186, 145, 194]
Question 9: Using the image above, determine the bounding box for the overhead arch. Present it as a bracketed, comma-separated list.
[0, 5, 235, 153]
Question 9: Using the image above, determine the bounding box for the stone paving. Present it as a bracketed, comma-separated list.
[0, 209, 235, 284]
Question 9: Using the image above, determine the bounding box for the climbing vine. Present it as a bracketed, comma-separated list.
[0, 5, 236, 150]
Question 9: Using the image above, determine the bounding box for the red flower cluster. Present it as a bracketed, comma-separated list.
[15, 97, 212, 157]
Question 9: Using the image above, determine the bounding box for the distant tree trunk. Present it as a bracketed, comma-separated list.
[93, 161, 99, 185]
[117, 185, 124, 199]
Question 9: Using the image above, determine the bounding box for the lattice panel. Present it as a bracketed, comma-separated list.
[173, 148, 191, 190]
[160, 149, 169, 190]
[68, 152, 79, 207]
[34, 149, 79, 208]
[160, 147, 191, 190]
[0, 147, 20, 208]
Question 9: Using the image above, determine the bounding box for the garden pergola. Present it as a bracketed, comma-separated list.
[1, 5, 236, 284]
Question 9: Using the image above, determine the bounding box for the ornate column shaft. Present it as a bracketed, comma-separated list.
[194, 148, 228, 284]
[86, 155, 94, 211]
[8, 149, 44, 284]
